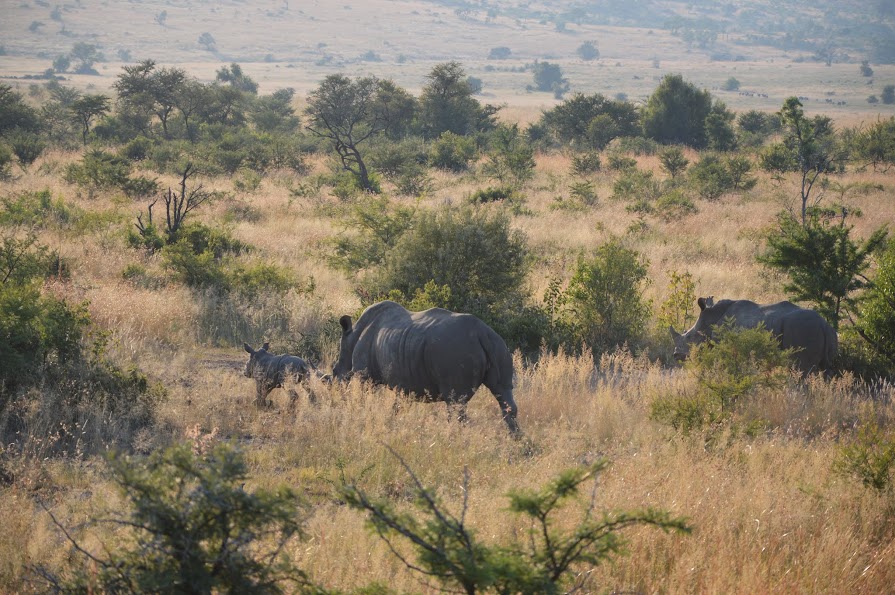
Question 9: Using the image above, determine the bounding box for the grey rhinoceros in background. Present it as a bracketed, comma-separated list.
[243, 342, 316, 408]
[331, 300, 521, 435]
[669, 297, 838, 375]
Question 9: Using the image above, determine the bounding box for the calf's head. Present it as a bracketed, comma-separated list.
[243, 342, 270, 378]
[669, 297, 714, 362]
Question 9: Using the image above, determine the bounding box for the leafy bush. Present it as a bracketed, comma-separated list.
[652, 323, 792, 434]
[835, 418, 895, 492]
[571, 151, 601, 175]
[688, 154, 734, 201]
[375, 206, 528, 319]
[659, 146, 689, 178]
[63, 149, 136, 198]
[329, 196, 416, 273]
[468, 185, 522, 205]
[611, 168, 661, 202]
[606, 152, 637, 171]
[39, 442, 315, 593]
[655, 189, 697, 220]
[689, 321, 792, 412]
[429, 131, 478, 172]
[0, 189, 81, 229]
[8, 131, 45, 168]
[565, 240, 651, 356]
[0, 144, 12, 179]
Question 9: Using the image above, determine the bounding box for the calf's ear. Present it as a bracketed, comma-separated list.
[244, 343, 254, 354]
[698, 297, 707, 310]
[261, 342, 270, 351]
[339, 315, 353, 334]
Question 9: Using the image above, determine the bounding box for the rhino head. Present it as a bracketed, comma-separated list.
[243, 341, 270, 378]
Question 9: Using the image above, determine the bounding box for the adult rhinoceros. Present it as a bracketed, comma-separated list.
[243, 342, 316, 408]
[331, 301, 520, 435]
[669, 297, 837, 375]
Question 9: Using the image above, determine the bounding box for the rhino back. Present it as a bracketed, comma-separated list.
[352, 304, 508, 400]
[776, 308, 837, 372]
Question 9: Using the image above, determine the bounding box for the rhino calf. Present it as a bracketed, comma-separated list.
[243, 342, 316, 408]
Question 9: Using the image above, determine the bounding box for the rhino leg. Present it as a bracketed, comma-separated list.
[493, 389, 521, 436]
[255, 382, 271, 408]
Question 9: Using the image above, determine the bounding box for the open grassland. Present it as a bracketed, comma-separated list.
[0, 134, 894, 591]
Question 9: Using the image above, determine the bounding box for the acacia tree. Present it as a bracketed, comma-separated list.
[417, 61, 498, 139]
[641, 74, 731, 148]
[305, 74, 388, 192]
[69, 94, 110, 145]
[114, 60, 187, 139]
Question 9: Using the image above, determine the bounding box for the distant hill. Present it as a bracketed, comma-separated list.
[1, 0, 892, 68]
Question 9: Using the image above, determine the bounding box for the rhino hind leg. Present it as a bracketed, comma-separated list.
[493, 389, 521, 436]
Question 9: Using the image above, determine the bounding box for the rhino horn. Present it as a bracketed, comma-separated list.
[244, 342, 254, 354]
[669, 325, 681, 338]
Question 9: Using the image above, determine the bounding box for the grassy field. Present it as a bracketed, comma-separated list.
[1, 1, 895, 592]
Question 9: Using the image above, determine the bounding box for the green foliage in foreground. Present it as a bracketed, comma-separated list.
[341, 450, 690, 594]
[835, 418, 895, 493]
[37, 443, 320, 594]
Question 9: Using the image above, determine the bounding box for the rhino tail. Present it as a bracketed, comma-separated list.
[823, 323, 839, 372]
[480, 332, 513, 394]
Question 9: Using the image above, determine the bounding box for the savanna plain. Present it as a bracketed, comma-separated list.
[1, 0, 895, 593]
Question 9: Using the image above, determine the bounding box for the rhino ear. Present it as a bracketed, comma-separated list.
[705, 295, 714, 308]
[339, 315, 353, 334]
[261, 342, 270, 351]
[244, 343, 254, 354]
[698, 297, 707, 311]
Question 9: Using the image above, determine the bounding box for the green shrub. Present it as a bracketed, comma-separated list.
[329, 196, 416, 273]
[606, 152, 637, 171]
[40, 442, 315, 593]
[655, 189, 698, 220]
[565, 240, 651, 355]
[611, 168, 661, 202]
[688, 321, 793, 412]
[0, 189, 82, 229]
[610, 135, 660, 156]
[63, 149, 134, 197]
[688, 154, 734, 201]
[119, 136, 152, 161]
[570, 151, 601, 175]
[834, 418, 895, 492]
[8, 131, 45, 168]
[429, 131, 478, 172]
[375, 205, 529, 322]
[659, 146, 689, 178]
[229, 262, 295, 299]
[468, 185, 521, 204]
[162, 240, 229, 289]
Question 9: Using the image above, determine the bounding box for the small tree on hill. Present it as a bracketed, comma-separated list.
[759, 97, 845, 225]
[882, 85, 895, 104]
[577, 41, 600, 61]
[532, 61, 570, 98]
